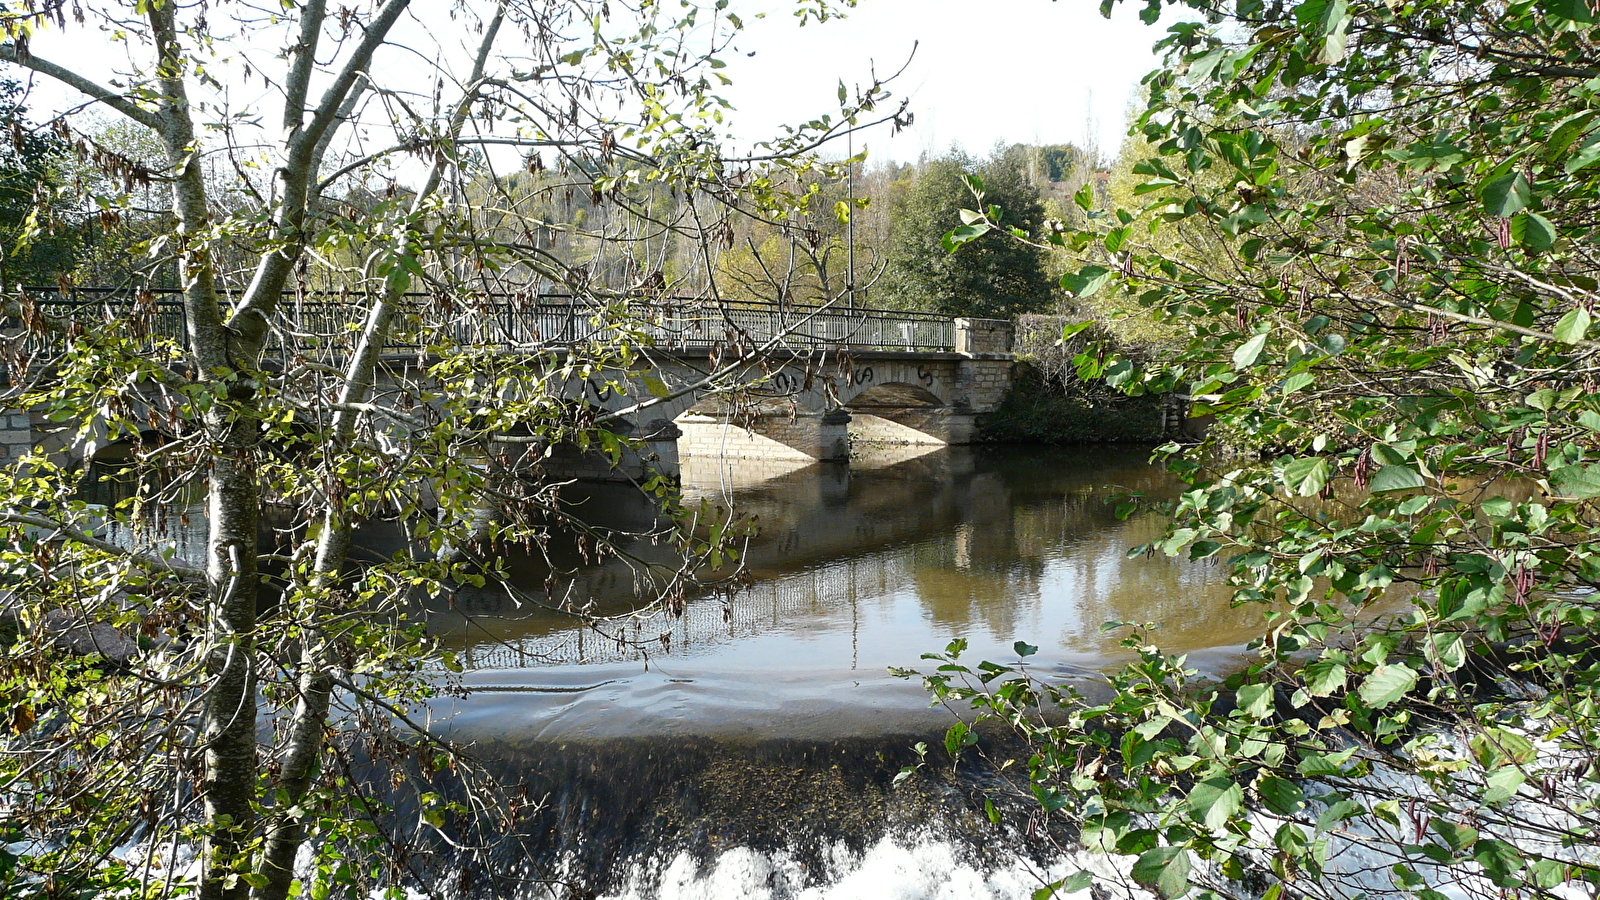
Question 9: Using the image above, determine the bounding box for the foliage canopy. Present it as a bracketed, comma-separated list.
[878, 147, 1056, 318]
[922, 0, 1600, 896]
[0, 2, 893, 898]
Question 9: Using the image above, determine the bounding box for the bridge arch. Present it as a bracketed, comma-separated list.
[845, 382, 945, 409]
[844, 379, 977, 446]
[831, 359, 953, 409]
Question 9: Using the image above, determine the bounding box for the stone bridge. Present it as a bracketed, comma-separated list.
[1, 289, 1016, 477]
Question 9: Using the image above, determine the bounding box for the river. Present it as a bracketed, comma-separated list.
[410, 444, 1255, 899]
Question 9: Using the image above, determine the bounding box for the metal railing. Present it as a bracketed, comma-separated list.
[14, 287, 958, 356]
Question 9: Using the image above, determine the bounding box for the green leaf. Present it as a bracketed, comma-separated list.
[1104, 226, 1131, 253]
[1426, 632, 1466, 671]
[1316, 798, 1364, 832]
[1566, 133, 1600, 173]
[1358, 663, 1417, 708]
[1014, 641, 1039, 657]
[945, 721, 977, 758]
[1544, 0, 1596, 23]
[1282, 371, 1314, 394]
[1256, 776, 1306, 815]
[1470, 727, 1537, 767]
[1061, 320, 1095, 340]
[1397, 495, 1433, 515]
[1480, 171, 1532, 217]
[642, 376, 670, 398]
[1482, 766, 1527, 804]
[1131, 846, 1192, 899]
[1531, 858, 1569, 888]
[1034, 872, 1094, 900]
[1551, 464, 1600, 498]
[1074, 182, 1095, 212]
[941, 224, 991, 253]
[1235, 683, 1274, 719]
[1513, 212, 1557, 251]
[1282, 456, 1330, 497]
[1059, 872, 1094, 894]
[1031, 781, 1070, 813]
[1473, 839, 1524, 888]
[1233, 332, 1269, 369]
[1187, 777, 1244, 832]
[1369, 465, 1425, 493]
[1431, 818, 1478, 853]
[1303, 657, 1347, 696]
[1392, 138, 1466, 171]
[1295, 0, 1351, 62]
[1553, 307, 1591, 343]
[1062, 265, 1114, 298]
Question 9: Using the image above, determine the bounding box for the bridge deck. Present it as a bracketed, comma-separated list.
[16, 288, 959, 356]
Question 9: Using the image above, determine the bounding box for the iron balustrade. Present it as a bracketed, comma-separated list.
[13, 287, 958, 357]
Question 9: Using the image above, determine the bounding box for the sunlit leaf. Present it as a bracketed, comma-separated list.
[1358, 664, 1417, 708]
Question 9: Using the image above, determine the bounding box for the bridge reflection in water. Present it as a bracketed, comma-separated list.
[428, 446, 1260, 738]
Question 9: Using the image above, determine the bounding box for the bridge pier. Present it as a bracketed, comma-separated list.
[678, 408, 852, 462]
[0, 408, 33, 462]
[537, 416, 684, 483]
[640, 418, 683, 479]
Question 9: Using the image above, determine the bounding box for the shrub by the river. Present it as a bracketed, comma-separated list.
[983, 315, 1172, 444]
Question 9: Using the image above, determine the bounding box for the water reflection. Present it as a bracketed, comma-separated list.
[78, 447, 210, 565]
[429, 446, 1263, 737]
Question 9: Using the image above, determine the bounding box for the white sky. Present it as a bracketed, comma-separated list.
[720, 0, 1172, 164]
[10, 1, 1171, 171]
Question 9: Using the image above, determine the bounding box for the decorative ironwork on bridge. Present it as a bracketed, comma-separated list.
[16, 287, 959, 356]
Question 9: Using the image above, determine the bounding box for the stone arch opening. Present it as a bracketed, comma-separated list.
[847, 382, 945, 409]
[675, 393, 849, 463]
[847, 381, 972, 445]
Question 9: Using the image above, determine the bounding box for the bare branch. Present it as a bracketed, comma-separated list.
[0, 43, 163, 130]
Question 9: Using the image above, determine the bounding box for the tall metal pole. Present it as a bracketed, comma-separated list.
[847, 129, 856, 311]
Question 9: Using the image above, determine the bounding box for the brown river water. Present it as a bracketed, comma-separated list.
[393, 445, 1285, 898]
[424, 444, 1255, 742]
[88, 445, 1412, 897]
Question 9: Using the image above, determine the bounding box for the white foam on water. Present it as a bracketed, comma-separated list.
[599, 832, 1142, 900]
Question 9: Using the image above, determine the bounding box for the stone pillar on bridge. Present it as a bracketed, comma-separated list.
[535, 416, 684, 483]
[954, 317, 1014, 356]
[951, 317, 1015, 428]
[678, 408, 852, 462]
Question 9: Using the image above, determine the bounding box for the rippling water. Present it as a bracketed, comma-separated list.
[400, 445, 1284, 899]
[426, 444, 1251, 741]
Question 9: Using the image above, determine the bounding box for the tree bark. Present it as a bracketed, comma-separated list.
[251, 10, 505, 899]
[140, 8, 262, 900]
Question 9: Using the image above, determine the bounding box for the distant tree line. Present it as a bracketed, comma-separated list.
[0, 77, 1101, 322]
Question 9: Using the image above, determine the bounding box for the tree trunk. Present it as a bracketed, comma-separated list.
[199, 416, 263, 900]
